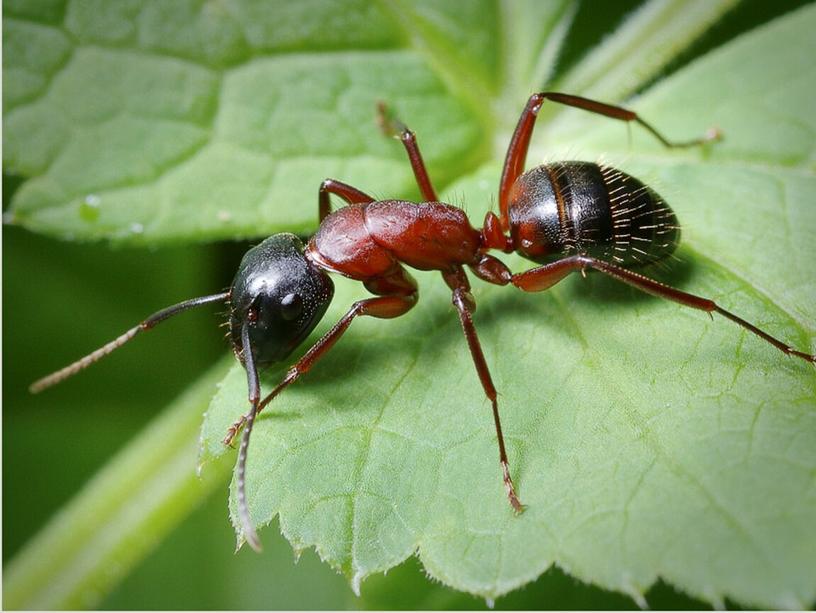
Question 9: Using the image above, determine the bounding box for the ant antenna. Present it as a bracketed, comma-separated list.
[236, 317, 263, 552]
[29, 292, 230, 393]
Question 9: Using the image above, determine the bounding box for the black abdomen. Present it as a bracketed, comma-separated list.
[507, 161, 680, 266]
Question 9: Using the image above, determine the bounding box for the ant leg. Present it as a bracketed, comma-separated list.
[222, 276, 417, 447]
[511, 255, 816, 364]
[442, 266, 524, 513]
[468, 252, 512, 285]
[231, 281, 417, 550]
[223, 416, 245, 448]
[225, 267, 418, 442]
[318, 179, 373, 223]
[499, 92, 721, 230]
[377, 101, 439, 201]
[260, 272, 417, 414]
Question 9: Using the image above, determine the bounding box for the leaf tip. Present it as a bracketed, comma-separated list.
[233, 531, 263, 554]
[621, 580, 648, 610]
[351, 571, 363, 597]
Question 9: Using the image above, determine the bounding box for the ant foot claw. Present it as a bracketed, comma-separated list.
[509, 494, 526, 515]
[223, 416, 247, 447]
[502, 462, 525, 514]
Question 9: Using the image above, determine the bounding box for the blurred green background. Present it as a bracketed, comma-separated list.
[3, 0, 810, 608]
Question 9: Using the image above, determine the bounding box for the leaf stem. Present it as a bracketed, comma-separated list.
[3, 357, 235, 610]
[554, 0, 740, 101]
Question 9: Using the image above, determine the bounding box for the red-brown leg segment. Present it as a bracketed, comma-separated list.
[224, 268, 419, 447]
[318, 178, 374, 223]
[377, 101, 439, 202]
[442, 266, 524, 513]
[261, 290, 417, 412]
[499, 92, 721, 231]
[468, 252, 512, 286]
[229, 273, 418, 551]
[512, 255, 816, 364]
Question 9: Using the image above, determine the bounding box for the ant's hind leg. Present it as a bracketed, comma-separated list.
[377, 102, 439, 202]
[511, 255, 815, 364]
[499, 92, 721, 230]
[318, 179, 373, 223]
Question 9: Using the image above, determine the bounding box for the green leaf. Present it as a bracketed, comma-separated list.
[4, 0, 484, 243]
[200, 5, 816, 609]
[6, 0, 815, 609]
[553, 0, 741, 103]
[353, 556, 707, 609]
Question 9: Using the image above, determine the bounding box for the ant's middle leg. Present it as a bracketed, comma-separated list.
[377, 102, 439, 202]
[442, 265, 524, 513]
[511, 255, 815, 365]
[499, 92, 721, 230]
[318, 179, 373, 223]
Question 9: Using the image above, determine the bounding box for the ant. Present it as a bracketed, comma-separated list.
[31, 92, 816, 552]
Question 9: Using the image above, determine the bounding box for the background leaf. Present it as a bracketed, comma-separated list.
[5, 0, 815, 609]
[4, 0, 484, 242]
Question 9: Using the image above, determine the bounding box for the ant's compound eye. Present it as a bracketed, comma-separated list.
[280, 293, 303, 321]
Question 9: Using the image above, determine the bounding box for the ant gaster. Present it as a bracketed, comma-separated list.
[31, 92, 816, 552]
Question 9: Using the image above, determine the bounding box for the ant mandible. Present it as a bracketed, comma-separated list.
[31, 92, 816, 552]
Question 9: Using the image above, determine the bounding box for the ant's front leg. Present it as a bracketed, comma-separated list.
[223, 269, 418, 449]
[223, 416, 246, 447]
[511, 255, 815, 365]
[230, 278, 418, 551]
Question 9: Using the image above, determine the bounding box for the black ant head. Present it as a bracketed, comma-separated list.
[229, 233, 334, 368]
